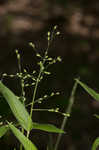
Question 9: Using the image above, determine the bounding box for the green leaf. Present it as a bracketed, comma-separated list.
[0, 81, 32, 131]
[92, 137, 99, 150]
[75, 79, 99, 101]
[0, 125, 9, 138]
[94, 114, 99, 119]
[8, 123, 37, 150]
[32, 122, 65, 133]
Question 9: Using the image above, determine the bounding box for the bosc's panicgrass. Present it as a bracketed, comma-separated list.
[0, 26, 73, 150]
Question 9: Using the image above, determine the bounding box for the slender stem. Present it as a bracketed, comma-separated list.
[17, 52, 25, 150]
[30, 109, 70, 117]
[18, 55, 25, 104]
[27, 28, 56, 138]
[32, 108, 50, 111]
[26, 71, 42, 138]
[27, 46, 50, 139]
[54, 79, 78, 150]
[30, 71, 42, 119]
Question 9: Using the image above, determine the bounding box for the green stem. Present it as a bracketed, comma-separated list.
[17, 52, 25, 150]
[54, 79, 78, 150]
[30, 71, 42, 120]
[26, 72, 41, 139]
[27, 28, 55, 138]
[27, 50, 49, 138]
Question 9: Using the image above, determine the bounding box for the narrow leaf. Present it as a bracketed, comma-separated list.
[32, 122, 65, 133]
[92, 137, 99, 150]
[0, 125, 9, 138]
[75, 79, 99, 101]
[0, 81, 32, 131]
[8, 123, 38, 150]
[94, 114, 99, 119]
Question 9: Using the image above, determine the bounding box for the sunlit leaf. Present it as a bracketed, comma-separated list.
[8, 123, 37, 150]
[92, 137, 99, 150]
[94, 114, 99, 119]
[75, 79, 99, 101]
[0, 81, 32, 131]
[0, 125, 9, 138]
[32, 122, 65, 133]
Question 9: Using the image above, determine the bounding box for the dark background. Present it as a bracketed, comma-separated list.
[0, 0, 99, 150]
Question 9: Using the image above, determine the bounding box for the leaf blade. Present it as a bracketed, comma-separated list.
[92, 137, 99, 150]
[0, 125, 9, 138]
[32, 122, 65, 133]
[0, 82, 32, 131]
[75, 79, 99, 101]
[8, 123, 38, 150]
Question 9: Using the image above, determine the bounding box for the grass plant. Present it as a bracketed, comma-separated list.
[75, 79, 99, 150]
[0, 26, 73, 150]
[1, 26, 97, 150]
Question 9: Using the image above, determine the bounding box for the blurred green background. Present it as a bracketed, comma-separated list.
[0, 0, 99, 150]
